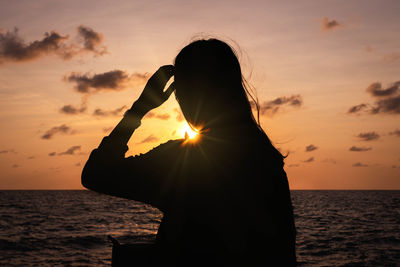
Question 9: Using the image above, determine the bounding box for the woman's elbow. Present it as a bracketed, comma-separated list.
[81, 162, 94, 190]
[81, 152, 102, 191]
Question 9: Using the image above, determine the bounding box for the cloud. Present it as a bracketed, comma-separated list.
[12, 164, 19, 168]
[64, 71, 148, 94]
[145, 111, 171, 120]
[41, 124, 76, 139]
[322, 158, 337, 164]
[366, 82, 399, 97]
[371, 95, 400, 114]
[27, 156, 35, 159]
[58, 145, 81, 155]
[0, 149, 16, 154]
[347, 103, 368, 114]
[287, 164, 299, 167]
[93, 105, 127, 117]
[353, 162, 368, 167]
[383, 52, 400, 63]
[49, 166, 62, 172]
[305, 144, 318, 152]
[321, 17, 342, 31]
[303, 157, 314, 163]
[0, 28, 69, 63]
[0, 26, 107, 65]
[65, 70, 130, 94]
[174, 108, 185, 122]
[348, 81, 400, 115]
[258, 95, 302, 116]
[103, 126, 113, 133]
[59, 103, 87, 115]
[389, 129, 400, 137]
[357, 132, 380, 141]
[138, 134, 158, 144]
[61, 71, 147, 116]
[349, 146, 372, 152]
[48, 152, 56, 156]
[77, 25, 107, 56]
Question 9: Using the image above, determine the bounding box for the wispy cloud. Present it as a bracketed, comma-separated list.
[257, 95, 302, 116]
[303, 157, 314, 163]
[366, 82, 399, 97]
[0, 149, 16, 154]
[287, 164, 299, 167]
[357, 132, 380, 141]
[138, 134, 158, 144]
[322, 158, 337, 164]
[59, 98, 88, 115]
[145, 111, 171, 120]
[371, 95, 400, 114]
[349, 146, 372, 152]
[93, 105, 127, 117]
[0, 26, 106, 65]
[65, 70, 132, 94]
[64, 70, 148, 94]
[0, 28, 69, 63]
[103, 126, 113, 133]
[61, 71, 148, 115]
[348, 81, 400, 115]
[321, 17, 343, 31]
[49, 145, 82, 156]
[77, 25, 107, 56]
[389, 129, 400, 137]
[382, 52, 400, 63]
[174, 108, 185, 122]
[305, 144, 318, 152]
[41, 124, 76, 140]
[347, 103, 368, 114]
[353, 162, 368, 167]
[58, 145, 81, 155]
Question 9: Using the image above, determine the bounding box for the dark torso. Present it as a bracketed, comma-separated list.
[154, 126, 296, 265]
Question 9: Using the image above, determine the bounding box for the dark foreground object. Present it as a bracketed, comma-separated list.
[110, 236, 156, 266]
[109, 235, 296, 266]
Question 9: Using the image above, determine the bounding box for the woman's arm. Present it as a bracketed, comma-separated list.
[108, 65, 175, 145]
[81, 65, 176, 208]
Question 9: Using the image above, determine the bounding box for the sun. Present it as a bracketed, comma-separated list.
[180, 123, 198, 140]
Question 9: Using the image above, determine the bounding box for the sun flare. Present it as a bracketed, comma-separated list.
[180, 124, 198, 140]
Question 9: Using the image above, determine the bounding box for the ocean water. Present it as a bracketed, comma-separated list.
[0, 190, 399, 266]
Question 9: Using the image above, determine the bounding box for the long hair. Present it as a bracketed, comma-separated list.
[174, 38, 283, 162]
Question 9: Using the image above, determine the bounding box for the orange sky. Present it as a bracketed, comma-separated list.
[0, 0, 399, 189]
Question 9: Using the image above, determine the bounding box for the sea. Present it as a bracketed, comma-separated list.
[0, 190, 399, 266]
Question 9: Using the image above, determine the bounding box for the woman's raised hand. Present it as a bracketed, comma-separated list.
[133, 65, 175, 115]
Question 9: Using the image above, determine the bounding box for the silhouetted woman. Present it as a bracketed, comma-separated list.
[82, 39, 296, 266]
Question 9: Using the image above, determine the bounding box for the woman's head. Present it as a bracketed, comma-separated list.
[174, 39, 255, 131]
[174, 38, 284, 162]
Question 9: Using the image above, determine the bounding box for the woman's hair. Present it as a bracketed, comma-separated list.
[174, 38, 284, 161]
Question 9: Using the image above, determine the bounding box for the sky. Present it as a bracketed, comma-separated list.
[0, 0, 399, 189]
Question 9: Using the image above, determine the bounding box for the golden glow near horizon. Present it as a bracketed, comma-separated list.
[0, 0, 399, 189]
